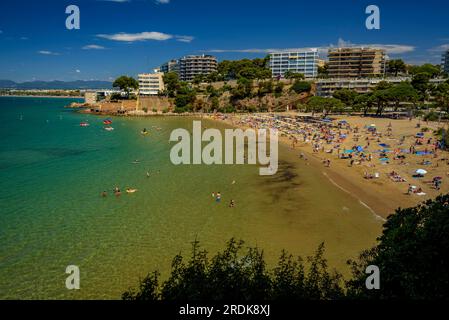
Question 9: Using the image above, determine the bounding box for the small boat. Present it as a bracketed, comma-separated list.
[104, 126, 114, 131]
[103, 119, 113, 125]
[126, 188, 138, 194]
[80, 122, 90, 127]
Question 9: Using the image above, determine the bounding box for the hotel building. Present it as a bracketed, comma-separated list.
[443, 50, 449, 74]
[138, 71, 165, 95]
[327, 47, 386, 78]
[316, 77, 447, 97]
[160, 59, 179, 74]
[269, 49, 319, 79]
[177, 54, 218, 82]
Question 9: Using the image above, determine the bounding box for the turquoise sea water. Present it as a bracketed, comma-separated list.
[0, 97, 382, 299]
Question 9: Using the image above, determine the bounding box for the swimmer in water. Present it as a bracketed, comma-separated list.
[101, 191, 107, 197]
[216, 192, 221, 203]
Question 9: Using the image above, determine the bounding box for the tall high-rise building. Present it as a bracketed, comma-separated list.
[443, 49, 449, 74]
[327, 47, 386, 78]
[269, 49, 319, 78]
[176, 54, 218, 82]
[160, 59, 179, 74]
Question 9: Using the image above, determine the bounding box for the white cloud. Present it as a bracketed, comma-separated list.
[100, 0, 130, 2]
[97, 31, 173, 42]
[83, 44, 106, 50]
[97, 31, 194, 43]
[326, 38, 415, 55]
[76, 69, 81, 73]
[20, 37, 28, 40]
[156, 0, 170, 3]
[38, 50, 60, 56]
[176, 35, 194, 43]
[208, 48, 283, 53]
[428, 44, 449, 53]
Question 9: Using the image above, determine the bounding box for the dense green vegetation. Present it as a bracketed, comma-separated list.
[217, 57, 271, 81]
[0, 90, 82, 97]
[156, 60, 449, 115]
[112, 76, 138, 99]
[346, 194, 449, 299]
[123, 194, 449, 300]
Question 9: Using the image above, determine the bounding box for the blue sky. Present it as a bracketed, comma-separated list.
[0, 0, 448, 82]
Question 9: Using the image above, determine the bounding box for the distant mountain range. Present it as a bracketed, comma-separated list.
[0, 80, 113, 90]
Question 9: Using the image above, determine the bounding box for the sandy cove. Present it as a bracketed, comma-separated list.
[207, 113, 449, 219]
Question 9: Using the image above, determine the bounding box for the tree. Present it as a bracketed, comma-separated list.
[192, 74, 205, 86]
[432, 82, 449, 112]
[257, 80, 274, 97]
[174, 82, 196, 112]
[318, 63, 329, 78]
[112, 76, 138, 99]
[217, 58, 271, 81]
[347, 194, 449, 299]
[372, 89, 390, 116]
[411, 72, 431, 101]
[409, 64, 441, 78]
[230, 77, 253, 102]
[123, 238, 344, 301]
[290, 80, 312, 94]
[387, 82, 418, 111]
[163, 72, 180, 98]
[353, 93, 375, 116]
[307, 96, 344, 116]
[333, 89, 358, 108]
[273, 81, 284, 98]
[387, 59, 407, 76]
[284, 71, 305, 82]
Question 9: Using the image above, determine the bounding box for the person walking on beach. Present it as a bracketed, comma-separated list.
[216, 192, 221, 203]
[229, 199, 235, 208]
[407, 184, 413, 195]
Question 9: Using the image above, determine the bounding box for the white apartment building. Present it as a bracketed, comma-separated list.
[138, 72, 165, 95]
[269, 49, 319, 79]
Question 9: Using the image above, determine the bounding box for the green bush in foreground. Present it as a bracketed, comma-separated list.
[122, 240, 344, 301]
[123, 194, 449, 300]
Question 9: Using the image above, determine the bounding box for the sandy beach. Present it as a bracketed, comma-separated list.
[209, 113, 449, 219]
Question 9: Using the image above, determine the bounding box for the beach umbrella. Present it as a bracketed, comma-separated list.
[415, 169, 427, 175]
